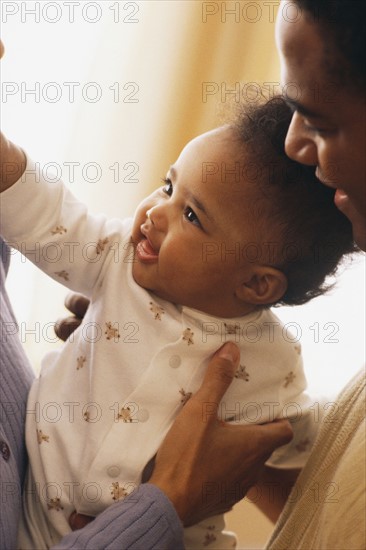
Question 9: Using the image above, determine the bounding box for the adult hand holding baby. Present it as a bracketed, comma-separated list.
[149, 342, 293, 526]
[70, 342, 293, 530]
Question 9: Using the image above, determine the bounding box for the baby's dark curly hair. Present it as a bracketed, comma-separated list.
[231, 96, 358, 306]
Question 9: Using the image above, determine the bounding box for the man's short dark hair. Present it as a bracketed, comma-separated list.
[295, 0, 366, 92]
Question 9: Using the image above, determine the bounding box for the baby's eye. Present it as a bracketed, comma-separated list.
[184, 207, 201, 227]
[161, 178, 173, 196]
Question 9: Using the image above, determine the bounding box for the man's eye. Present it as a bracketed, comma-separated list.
[303, 119, 333, 136]
[184, 207, 201, 227]
[161, 178, 173, 196]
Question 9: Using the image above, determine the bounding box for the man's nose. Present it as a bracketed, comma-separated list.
[285, 112, 318, 166]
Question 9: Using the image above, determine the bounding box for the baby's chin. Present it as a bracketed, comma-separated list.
[132, 270, 180, 307]
[131, 263, 147, 289]
[132, 263, 160, 294]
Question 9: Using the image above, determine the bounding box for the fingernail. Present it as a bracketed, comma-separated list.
[217, 342, 239, 362]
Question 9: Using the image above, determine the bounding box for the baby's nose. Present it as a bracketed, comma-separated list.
[145, 204, 168, 232]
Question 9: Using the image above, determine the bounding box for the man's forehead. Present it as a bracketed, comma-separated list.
[276, 11, 343, 114]
[278, 16, 320, 68]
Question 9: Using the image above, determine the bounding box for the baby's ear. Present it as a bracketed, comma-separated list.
[235, 266, 287, 306]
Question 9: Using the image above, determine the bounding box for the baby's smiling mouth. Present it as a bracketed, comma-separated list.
[135, 236, 159, 263]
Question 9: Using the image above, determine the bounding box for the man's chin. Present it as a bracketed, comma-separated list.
[334, 191, 366, 251]
[349, 215, 366, 251]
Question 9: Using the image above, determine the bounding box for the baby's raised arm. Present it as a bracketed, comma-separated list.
[0, 41, 26, 192]
[1, 153, 129, 297]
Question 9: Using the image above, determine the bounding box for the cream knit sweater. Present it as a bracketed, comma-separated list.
[267, 369, 365, 550]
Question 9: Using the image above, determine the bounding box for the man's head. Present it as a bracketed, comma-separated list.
[276, 0, 366, 249]
[231, 97, 357, 306]
[131, 97, 356, 317]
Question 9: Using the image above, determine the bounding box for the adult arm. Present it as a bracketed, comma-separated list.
[246, 466, 301, 523]
[55, 484, 184, 550]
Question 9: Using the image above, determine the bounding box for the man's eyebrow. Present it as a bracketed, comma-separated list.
[285, 98, 325, 120]
[168, 165, 214, 224]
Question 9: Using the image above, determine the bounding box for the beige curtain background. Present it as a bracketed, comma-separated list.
[66, 1, 281, 215]
[2, 2, 364, 548]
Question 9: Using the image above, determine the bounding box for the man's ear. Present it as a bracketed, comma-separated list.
[235, 266, 288, 306]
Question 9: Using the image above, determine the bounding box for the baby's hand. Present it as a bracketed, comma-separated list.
[0, 41, 27, 191]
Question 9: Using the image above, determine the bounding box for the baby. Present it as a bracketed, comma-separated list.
[0, 98, 356, 549]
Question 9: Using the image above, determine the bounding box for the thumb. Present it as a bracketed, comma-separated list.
[256, 419, 294, 457]
[193, 342, 240, 407]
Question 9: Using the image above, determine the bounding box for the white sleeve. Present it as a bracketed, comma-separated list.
[265, 346, 326, 470]
[0, 156, 132, 297]
[266, 395, 326, 470]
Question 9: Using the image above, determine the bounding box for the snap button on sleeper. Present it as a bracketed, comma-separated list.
[107, 466, 121, 478]
[169, 355, 181, 368]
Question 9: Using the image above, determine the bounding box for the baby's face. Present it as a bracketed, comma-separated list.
[131, 127, 268, 317]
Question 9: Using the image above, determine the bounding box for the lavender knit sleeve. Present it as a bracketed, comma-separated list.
[0, 239, 34, 550]
[54, 484, 184, 550]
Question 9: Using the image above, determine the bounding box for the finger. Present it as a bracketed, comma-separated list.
[0, 41, 4, 60]
[64, 292, 90, 318]
[141, 455, 156, 483]
[192, 342, 240, 407]
[69, 511, 94, 531]
[257, 419, 293, 454]
[54, 316, 82, 341]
